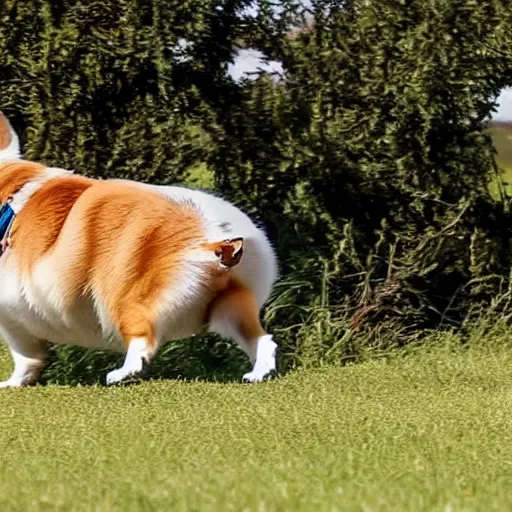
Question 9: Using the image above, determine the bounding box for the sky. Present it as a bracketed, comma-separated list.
[228, 51, 512, 121]
[493, 88, 512, 121]
[227, 49, 283, 81]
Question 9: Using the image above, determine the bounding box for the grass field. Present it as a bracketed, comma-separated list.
[488, 122, 512, 188]
[2, 340, 512, 511]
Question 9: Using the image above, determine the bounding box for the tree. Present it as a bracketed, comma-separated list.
[0, 0, 250, 183]
[210, 0, 512, 363]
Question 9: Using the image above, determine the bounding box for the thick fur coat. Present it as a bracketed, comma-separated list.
[0, 113, 278, 386]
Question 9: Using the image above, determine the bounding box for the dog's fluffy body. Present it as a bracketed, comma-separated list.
[0, 113, 278, 386]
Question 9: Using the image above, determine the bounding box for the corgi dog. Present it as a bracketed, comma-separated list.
[0, 112, 278, 387]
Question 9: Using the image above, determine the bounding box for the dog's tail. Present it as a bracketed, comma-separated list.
[0, 112, 21, 162]
[191, 237, 245, 270]
[209, 238, 244, 269]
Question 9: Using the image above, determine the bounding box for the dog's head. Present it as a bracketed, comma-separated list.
[0, 112, 21, 162]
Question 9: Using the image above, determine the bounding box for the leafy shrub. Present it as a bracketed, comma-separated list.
[211, 0, 512, 366]
[2, 0, 512, 380]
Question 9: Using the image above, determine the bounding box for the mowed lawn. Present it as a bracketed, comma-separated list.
[2, 342, 512, 512]
[488, 122, 512, 184]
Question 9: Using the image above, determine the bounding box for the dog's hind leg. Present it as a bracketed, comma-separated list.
[207, 280, 278, 382]
[105, 337, 158, 385]
[0, 325, 48, 388]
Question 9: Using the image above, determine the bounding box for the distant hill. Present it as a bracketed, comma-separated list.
[487, 121, 512, 181]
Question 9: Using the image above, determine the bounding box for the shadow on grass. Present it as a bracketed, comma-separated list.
[40, 335, 254, 387]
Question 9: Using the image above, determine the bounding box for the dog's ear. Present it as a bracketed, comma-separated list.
[0, 112, 12, 151]
[213, 238, 244, 268]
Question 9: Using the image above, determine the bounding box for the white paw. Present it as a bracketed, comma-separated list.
[243, 335, 278, 383]
[0, 379, 24, 389]
[107, 339, 151, 385]
[242, 366, 276, 383]
[106, 367, 138, 385]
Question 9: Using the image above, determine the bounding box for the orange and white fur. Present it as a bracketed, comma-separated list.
[0, 113, 278, 387]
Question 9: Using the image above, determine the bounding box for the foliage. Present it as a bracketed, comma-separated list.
[0, 0, 249, 183]
[210, 0, 512, 366]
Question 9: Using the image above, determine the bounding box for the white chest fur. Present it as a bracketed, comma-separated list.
[0, 253, 123, 351]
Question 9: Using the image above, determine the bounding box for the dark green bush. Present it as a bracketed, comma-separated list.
[211, 0, 512, 365]
[2, 0, 512, 381]
[0, 0, 249, 183]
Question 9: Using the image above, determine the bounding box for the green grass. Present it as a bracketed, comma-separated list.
[488, 123, 512, 199]
[2, 340, 512, 511]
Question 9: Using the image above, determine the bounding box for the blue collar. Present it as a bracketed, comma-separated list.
[0, 201, 15, 254]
